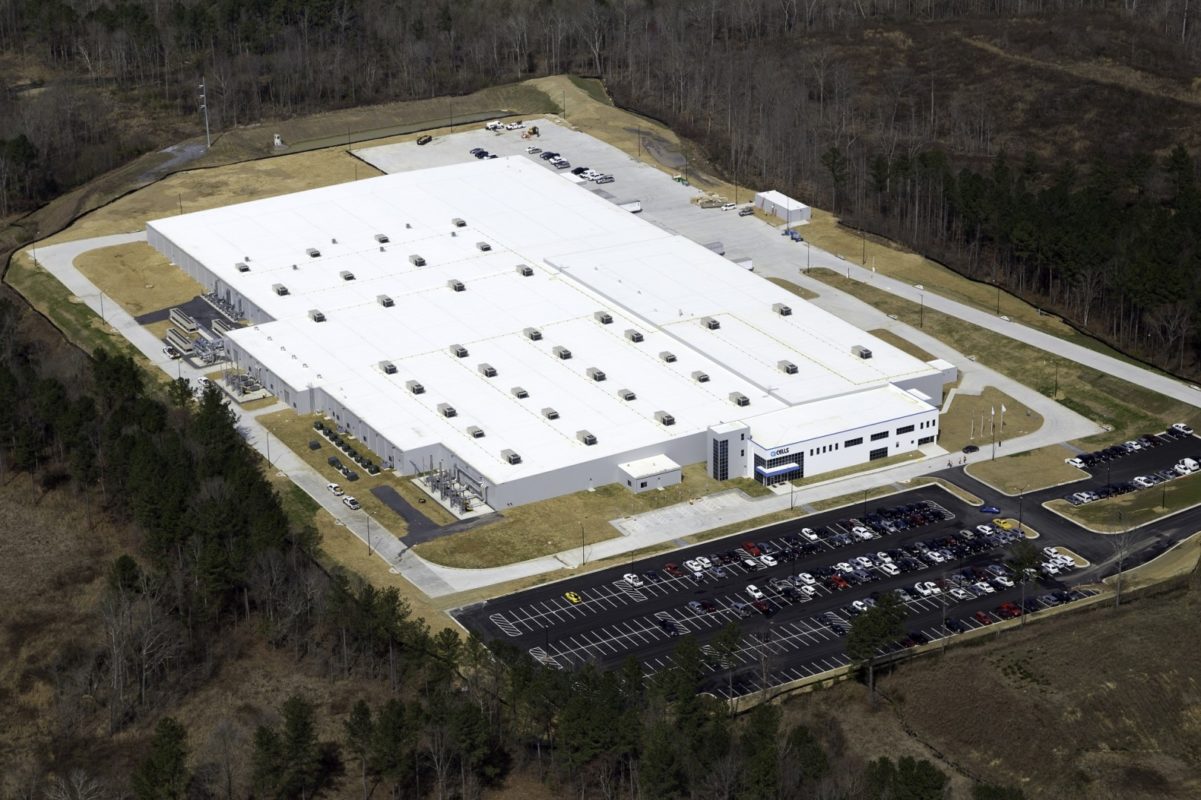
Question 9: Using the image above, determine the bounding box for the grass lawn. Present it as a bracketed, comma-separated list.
[866, 328, 935, 362]
[939, 386, 1043, 454]
[966, 445, 1086, 494]
[257, 408, 458, 535]
[766, 277, 819, 301]
[414, 463, 771, 568]
[1045, 470, 1201, 531]
[789, 450, 922, 488]
[809, 269, 1201, 445]
[566, 75, 614, 106]
[73, 242, 202, 317]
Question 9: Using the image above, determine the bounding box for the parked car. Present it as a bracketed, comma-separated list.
[342, 496, 361, 510]
[1172, 422, 1194, 435]
[738, 206, 754, 216]
[623, 573, 644, 587]
[326, 482, 344, 496]
[746, 584, 766, 601]
[162, 346, 181, 360]
[416, 135, 433, 145]
[721, 202, 736, 211]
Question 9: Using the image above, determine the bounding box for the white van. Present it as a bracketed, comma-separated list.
[1175, 458, 1199, 475]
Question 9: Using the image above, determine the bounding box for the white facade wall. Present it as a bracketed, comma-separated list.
[618, 464, 682, 493]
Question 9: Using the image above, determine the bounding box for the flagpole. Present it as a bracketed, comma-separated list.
[990, 406, 996, 461]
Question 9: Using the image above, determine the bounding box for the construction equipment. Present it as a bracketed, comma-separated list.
[521, 125, 540, 139]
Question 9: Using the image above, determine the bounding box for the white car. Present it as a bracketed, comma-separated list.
[1053, 555, 1075, 569]
[915, 581, 941, 596]
[835, 562, 854, 573]
[342, 496, 361, 510]
[993, 575, 1015, 588]
[800, 585, 819, 597]
[746, 584, 766, 600]
[1043, 546, 1060, 558]
[876, 552, 894, 563]
[505, 121, 524, 130]
[623, 573, 644, 587]
[1172, 422, 1194, 435]
[1124, 440, 1142, 452]
[976, 524, 994, 535]
[721, 202, 736, 211]
[880, 563, 901, 576]
[854, 556, 873, 569]
[1065, 457, 1085, 468]
[684, 559, 704, 573]
[525, 145, 542, 154]
[949, 588, 972, 601]
[973, 581, 995, 594]
[326, 482, 344, 497]
[800, 527, 819, 542]
[484, 121, 503, 131]
[759, 554, 778, 568]
[1133, 476, 1155, 488]
[695, 555, 712, 569]
[162, 346, 181, 360]
[1041, 562, 1061, 575]
[926, 551, 946, 564]
[796, 573, 816, 586]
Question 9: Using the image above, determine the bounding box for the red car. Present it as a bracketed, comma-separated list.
[974, 610, 994, 625]
[997, 603, 1022, 619]
[742, 541, 762, 557]
[752, 599, 773, 615]
[828, 575, 851, 590]
[663, 563, 685, 578]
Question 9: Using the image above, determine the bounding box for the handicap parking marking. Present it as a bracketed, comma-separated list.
[613, 580, 647, 602]
[489, 613, 522, 638]
[527, 647, 563, 670]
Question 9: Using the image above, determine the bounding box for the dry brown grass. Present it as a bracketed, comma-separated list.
[73, 242, 202, 317]
[939, 386, 1042, 455]
[966, 444, 1085, 494]
[866, 328, 936, 362]
[766, 277, 819, 300]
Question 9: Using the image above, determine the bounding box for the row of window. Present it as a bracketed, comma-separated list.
[816, 418, 938, 453]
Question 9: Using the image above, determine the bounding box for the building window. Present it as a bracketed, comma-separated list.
[869, 447, 888, 461]
[627, 480, 631, 487]
[712, 439, 729, 480]
[896, 424, 915, 434]
[870, 431, 888, 441]
[845, 437, 863, 447]
[640, 481, 648, 488]
[918, 435, 935, 445]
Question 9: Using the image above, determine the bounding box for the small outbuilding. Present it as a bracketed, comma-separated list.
[754, 190, 811, 224]
[617, 454, 681, 493]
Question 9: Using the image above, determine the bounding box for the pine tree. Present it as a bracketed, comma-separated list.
[131, 717, 190, 800]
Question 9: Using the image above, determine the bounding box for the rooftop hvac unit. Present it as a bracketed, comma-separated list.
[379, 360, 397, 374]
[235, 262, 250, 273]
[448, 279, 465, 292]
[437, 403, 457, 418]
[852, 345, 873, 359]
[272, 283, 290, 296]
[553, 346, 572, 360]
[468, 425, 485, 439]
[450, 344, 469, 358]
[618, 388, 636, 401]
[542, 407, 559, 420]
[702, 316, 720, 330]
[655, 410, 676, 426]
[692, 370, 710, 383]
[406, 380, 425, 394]
[523, 327, 543, 341]
[624, 329, 644, 343]
[451, 217, 466, 228]
[375, 233, 389, 243]
[773, 303, 792, 316]
[377, 295, 394, 307]
[587, 367, 606, 382]
[516, 264, 534, 277]
[340, 270, 355, 281]
[778, 360, 798, 374]
[307, 248, 321, 258]
[729, 391, 750, 407]
[594, 311, 613, 324]
[475, 241, 491, 252]
[659, 351, 677, 363]
[502, 449, 522, 465]
[409, 254, 426, 266]
[478, 363, 497, 377]
[577, 430, 597, 445]
[308, 309, 326, 322]
[511, 386, 529, 399]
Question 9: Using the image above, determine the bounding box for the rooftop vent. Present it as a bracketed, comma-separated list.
[377, 295, 394, 307]
[272, 283, 290, 296]
[553, 346, 572, 360]
[467, 425, 485, 439]
[475, 241, 491, 252]
[379, 360, 397, 374]
[624, 329, 644, 343]
[542, 407, 559, 420]
[437, 403, 457, 418]
[655, 410, 676, 426]
[778, 360, 798, 374]
[587, 367, 606, 382]
[308, 309, 326, 322]
[235, 262, 250, 273]
[729, 391, 750, 407]
[306, 248, 321, 258]
[409, 254, 426, 266]
[511, 386, 529, 399]
[852, 345, 873, 359]
[406, 380, 425, 394]
[692, 370, 710, 383]
[448, 279, 465, 292]
[450, 344, 469, 358]
[340, 270, 355, 281]
[618, 388, 636, 401]
[516, 264, 534, 277]
[502, 449, 522, 465]
[577, 430, 598, 446]
[702, 316, 720, 330]
[452, 217, 466, 228]
[478, 363, 497, 378]
[375, 233, 390, 243]
[524, 327, 543, 341]
[659, 351, 677, 363]
[594, 311, 613, 324]
[773, 303, 792, 316]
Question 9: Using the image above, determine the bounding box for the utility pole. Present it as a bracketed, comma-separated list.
[367, 516, 372, 556]
[920, 293, 924, 329]
[198, 79, 211, 150]
[579, 520, 585, 566]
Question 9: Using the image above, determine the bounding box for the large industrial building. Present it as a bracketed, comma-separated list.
[147, 157, 952, 510]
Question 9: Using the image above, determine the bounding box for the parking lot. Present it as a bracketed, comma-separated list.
[455, 483, 1101, 698]
[1060, 426, 1200, 507]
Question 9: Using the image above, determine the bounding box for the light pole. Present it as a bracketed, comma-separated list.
[579, 520, 585, 566]
[367, 516, 372, 556]
[919, 293, 924, 329]
[1018, 486, 1026, 533]
[198, 79, 211, 150]
[806, 242, 811, 273]
[790, 481, 795, 510]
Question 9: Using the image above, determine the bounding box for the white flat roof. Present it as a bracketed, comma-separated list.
[148, 157, 938, 485]
[618, 454, 681, 478]
[755, 190, 809, 211]
[747, 385, 935, 448]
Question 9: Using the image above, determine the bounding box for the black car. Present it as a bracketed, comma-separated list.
[657, 618, 677, 635]
[469, 147, 484, 155]
[642, 570, 662, 583]
[474, 150, 489, 159]
[327, 456, 343, 469]
[417, 135, 433, 145]
[962, 444, 980, 454]
[571, 166, 588, 175]
[944, 618, 965, 633]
